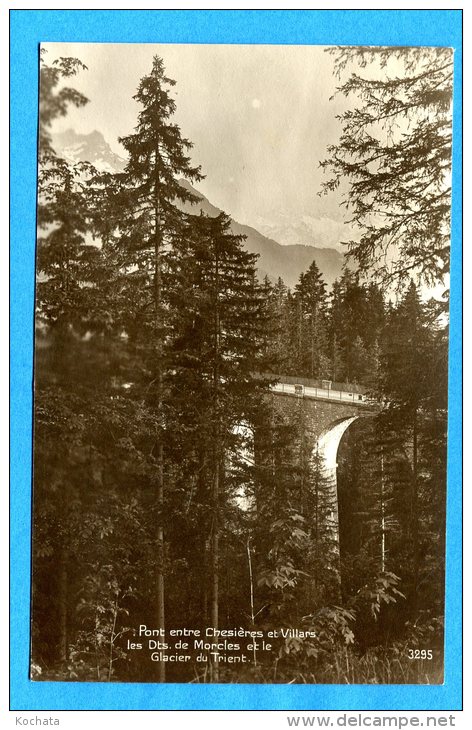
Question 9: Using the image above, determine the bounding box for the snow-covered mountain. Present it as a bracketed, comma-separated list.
[51, 129, 127, 173]
[253, 212, 349, 253]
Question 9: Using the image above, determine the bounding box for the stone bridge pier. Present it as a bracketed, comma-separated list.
[266, 389, 378, 564]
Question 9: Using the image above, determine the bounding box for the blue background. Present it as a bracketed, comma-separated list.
[10, 9, 463, 711]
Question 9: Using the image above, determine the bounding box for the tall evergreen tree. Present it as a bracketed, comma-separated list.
[320, 46, 452, 291]
[260, 275, 292, 374]
[379, 282, 445, 613]
[165, 212, 268, 679]
[294, 261, 329, 379]
[107, 55, 204, 681]
[34, 55, 100, 668]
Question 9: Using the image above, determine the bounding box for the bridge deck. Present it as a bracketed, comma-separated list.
[270, 381, 375, 407]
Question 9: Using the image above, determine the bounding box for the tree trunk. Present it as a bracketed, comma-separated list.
[156, 442, 165, 683]
[297, 299, 303, 373]
[332, 333, 337, 382]
[154, 156, 165, 683]
[57, 544, 68, 665]
[210, 224, 221, 682]
[411, 407, 419, 612]
[210, 460, 219, 682]
[299, 399, 307, 515]
[380, 449, 386, 573]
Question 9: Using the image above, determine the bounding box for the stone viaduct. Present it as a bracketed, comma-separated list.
[265, 375, 380, 560]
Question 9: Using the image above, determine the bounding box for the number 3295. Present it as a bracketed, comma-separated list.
[408, 649, 433, 660]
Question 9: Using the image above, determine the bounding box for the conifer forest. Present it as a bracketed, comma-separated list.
[31, 46, 452, 684]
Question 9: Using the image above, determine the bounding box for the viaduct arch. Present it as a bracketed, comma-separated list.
[266, 377, 379, 558]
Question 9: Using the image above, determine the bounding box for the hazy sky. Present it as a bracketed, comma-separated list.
[43, 42, 351, 235]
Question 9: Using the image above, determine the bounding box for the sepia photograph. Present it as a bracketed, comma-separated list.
[30, 41, 452, 686]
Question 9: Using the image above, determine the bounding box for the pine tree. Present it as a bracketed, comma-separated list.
[306, 447, 340, 606]
[37, 159, 100, 339]
[104, 55, 204, 681]
[259, 275, 291, 374]
[327, 293, 344, 383]
[253, 404, 310, 623]
[320, 46, 452, 290]
[38, 52, 88, 161]
[165, 212, 268, 679]
[294, 261, 329, 379]
[379, 282, 444, 614]
[34, 54, 99, 668]
[325, 271, 386, 385]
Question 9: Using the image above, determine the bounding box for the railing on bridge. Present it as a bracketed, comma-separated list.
[270, 380, 370, 405]
[260, 373, 366, 395]
[253, 373, 376, 406]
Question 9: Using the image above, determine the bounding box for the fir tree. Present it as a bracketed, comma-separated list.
[320, 46, 452, 290]
[165, 211, 268, 679]
[38, 52, 88, 161]
[103, 55, 204, 681]
[34, 55, 100, 667]
[295, 261, 329, 379]
[379, 282, 445, 613]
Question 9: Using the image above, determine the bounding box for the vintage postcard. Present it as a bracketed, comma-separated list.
[28, 40, 455, 688]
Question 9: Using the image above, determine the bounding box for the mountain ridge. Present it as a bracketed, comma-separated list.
[52, 128, 127, 173]
[178, 179, 344, 289]
[51, 129, 345, 289]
